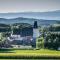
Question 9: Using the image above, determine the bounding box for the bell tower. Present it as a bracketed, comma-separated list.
[33, 21, 39, 38]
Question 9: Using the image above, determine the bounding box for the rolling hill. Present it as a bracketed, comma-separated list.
[0, 17, 59, 26]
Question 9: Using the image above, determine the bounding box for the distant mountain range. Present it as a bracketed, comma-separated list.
[0, 10, 60, 26]
[0, 17, 59, 26]
[0, 10, 60, 20]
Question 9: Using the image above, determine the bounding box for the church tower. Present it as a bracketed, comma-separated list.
[33, 21, 39, 38]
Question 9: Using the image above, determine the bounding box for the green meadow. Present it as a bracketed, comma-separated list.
[0, 49, 60, 59]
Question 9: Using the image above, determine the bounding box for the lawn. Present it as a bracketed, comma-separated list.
[0, 49, 60, 59]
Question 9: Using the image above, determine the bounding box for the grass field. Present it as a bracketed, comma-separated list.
[0, 49, 60, 59]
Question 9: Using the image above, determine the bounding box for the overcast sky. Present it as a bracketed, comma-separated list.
[0, 0, 60, 13]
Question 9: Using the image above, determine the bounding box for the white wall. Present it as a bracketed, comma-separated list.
[33, 28, 40, 38]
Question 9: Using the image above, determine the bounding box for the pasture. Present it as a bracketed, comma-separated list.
[0, 49, 60, 59]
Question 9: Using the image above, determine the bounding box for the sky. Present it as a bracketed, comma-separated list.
[0, 0, 60, 13]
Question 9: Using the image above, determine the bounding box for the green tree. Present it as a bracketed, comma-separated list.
[0, 33, 7, 48]
[36, 37, 44, 49]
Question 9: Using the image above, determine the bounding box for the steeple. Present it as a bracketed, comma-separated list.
[33, 21, 39, 38]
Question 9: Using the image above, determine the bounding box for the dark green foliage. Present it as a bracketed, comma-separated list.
[49, 24, 60, 31]
[0, 49, 14, 53]
[0, 24, 10, 27]
[45, 24, 60, 50]
[12, 23, 32, 28]
[0, 24, 11, 32]
[0, 55, 60, 59]
[12, 23, 33, 36]
[44, 32, 60, 50]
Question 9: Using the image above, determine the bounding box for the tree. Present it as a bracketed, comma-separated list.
[0, 33, 7, 48]
[44, 32, 60, 50]
[36, 37, 44, 49]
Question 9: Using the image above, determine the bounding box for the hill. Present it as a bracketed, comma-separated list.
[0, 17, 59, 26]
